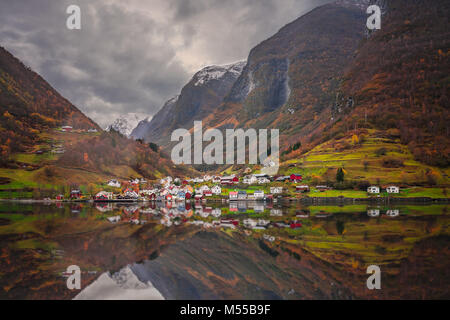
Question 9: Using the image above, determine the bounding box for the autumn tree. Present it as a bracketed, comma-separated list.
[336, 168, 345, 182]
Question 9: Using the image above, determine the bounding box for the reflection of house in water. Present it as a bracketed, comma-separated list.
[367, 209, 380, 217]
[237, 201, 247, 212]
[140, 207, 156, 214]
[211, 208, 222, 217]
[107, 215, 121, 223]
[95, 203, 114, 212]
[263, 234, 276, 242]
[243, 218, 257, 228]
[197, 207, 210, 218]
[71, 204, 82, 213]
[243, 218, 269, 229]
[315, 212, 332, 218]
[220, 219, 238, 229]
[296, 210, 310, 218]
[386, 209, 400, 217]
[270, 209, 283, 216]
[123, 205, 140, 215]
[229, 202, 238, 212]
[160, 216, 172, 227]
[183, 210, 194, 218]
[253, 205, 264, 213]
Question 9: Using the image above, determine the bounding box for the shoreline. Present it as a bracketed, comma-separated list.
[1, 197, 449, 204]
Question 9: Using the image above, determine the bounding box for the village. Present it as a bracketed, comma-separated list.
[54, 172, 405, 204]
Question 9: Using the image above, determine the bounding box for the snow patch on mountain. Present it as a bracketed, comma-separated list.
[194, 61, 246, 86]
[106, 113, 151, 137]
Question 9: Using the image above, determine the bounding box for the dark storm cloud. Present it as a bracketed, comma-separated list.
[0, 0, 331, 127]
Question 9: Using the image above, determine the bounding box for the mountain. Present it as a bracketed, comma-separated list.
[0, 46, 192, 191]
[0, 46, 100, 162]
[106, 113, 151, 137]
[323, 0, 450, 167]
[141, 0, 448, 170]
[204, 0, 368, 144]
[132, 61, 246, 148]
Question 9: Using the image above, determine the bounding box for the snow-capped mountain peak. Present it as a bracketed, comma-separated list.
[193, 61, 246, 86]
[106, 113, 151, 137]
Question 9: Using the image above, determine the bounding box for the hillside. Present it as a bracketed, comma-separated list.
[320, 0, 450, 167]
[0, 47, 192, 197]
[0, 46, 99, 164]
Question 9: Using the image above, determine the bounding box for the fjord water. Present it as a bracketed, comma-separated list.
[0, 201, 448, 300]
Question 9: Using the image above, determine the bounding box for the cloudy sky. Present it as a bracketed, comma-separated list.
[0, 0, 331, 128]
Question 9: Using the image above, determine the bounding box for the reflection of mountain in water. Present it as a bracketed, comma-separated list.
[75, 266, 164, 300]
[130, 231, 354, 300]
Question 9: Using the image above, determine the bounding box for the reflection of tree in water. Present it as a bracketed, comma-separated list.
[336, 220, 345, 235]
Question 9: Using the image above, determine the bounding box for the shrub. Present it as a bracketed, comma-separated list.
[375, 147, 387, 157]
[381, 157, 404, 168]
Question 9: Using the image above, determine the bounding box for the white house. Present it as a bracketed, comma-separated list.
[229, 191, 238, 200]
[211, 185, 222, 195]
[386, 186, 400, 194]
[212, 176, 221, 183]
[270, 187, 283, 194]
[367, 186, 380, 194]
[257, 177, 270, 184]
[107, 179, 121, 188]
[253, 190, 265, 200]
[367, 209, 380, 217]
[124, 191, 139, 199]
[386, 209, 400, 217]
[238, 191, 247, 200]
[243, 175, 257, 185]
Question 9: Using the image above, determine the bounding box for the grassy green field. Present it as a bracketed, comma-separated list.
[279, 130, 449, 186]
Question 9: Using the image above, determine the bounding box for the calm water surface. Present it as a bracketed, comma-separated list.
[0, 201, 448, 299]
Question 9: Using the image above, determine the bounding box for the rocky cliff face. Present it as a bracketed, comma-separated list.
[203, 1, 367, 147]
[131, 62, 246, 148]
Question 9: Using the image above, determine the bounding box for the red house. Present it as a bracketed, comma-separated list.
[185, 192, 192, 199]
[70, 190, 82, 199]
[232, 177, 239, 184]
[290, 222, 302, 229]
[290, 174, 302, 182]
